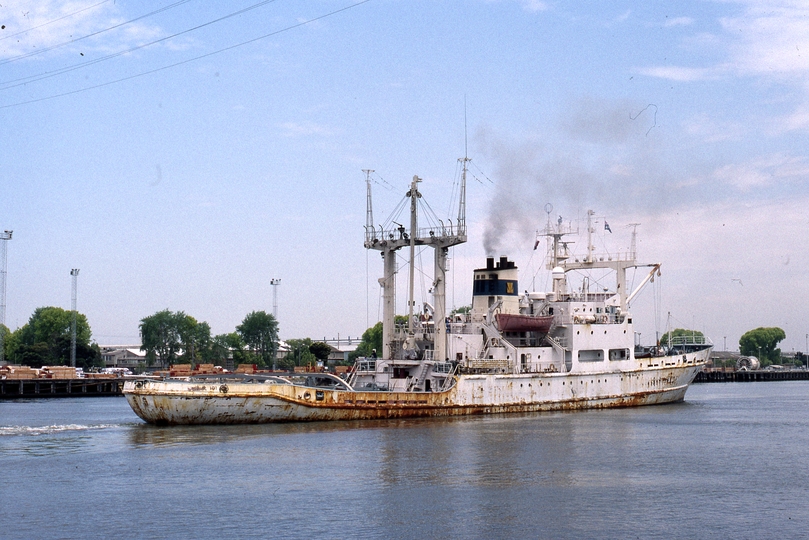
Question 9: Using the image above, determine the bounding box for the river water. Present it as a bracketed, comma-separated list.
[1, 382, 808, 539]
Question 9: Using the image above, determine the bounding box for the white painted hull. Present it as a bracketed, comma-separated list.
[124, 360, 706, 425]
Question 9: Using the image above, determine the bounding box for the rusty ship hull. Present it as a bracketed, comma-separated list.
[123, 355, 706, 424]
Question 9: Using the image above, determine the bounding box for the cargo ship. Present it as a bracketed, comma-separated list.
[124, 171, 711, 424]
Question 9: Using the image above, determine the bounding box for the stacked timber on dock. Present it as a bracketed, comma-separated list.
[695, 369, 809, 383]
[1, 365, 124, 399]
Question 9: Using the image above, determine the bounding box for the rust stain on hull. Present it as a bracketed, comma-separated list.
[124, 364, 701, 425]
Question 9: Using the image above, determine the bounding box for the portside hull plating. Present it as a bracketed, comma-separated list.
[124, 362, 705, 425]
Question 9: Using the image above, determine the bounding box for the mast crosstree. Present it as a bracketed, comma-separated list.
[364, 169, 467, 361]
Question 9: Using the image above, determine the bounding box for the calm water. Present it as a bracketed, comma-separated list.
[1, 383, 808, 539]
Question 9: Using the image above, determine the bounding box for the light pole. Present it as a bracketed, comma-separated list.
[270, 278, 281, 320]
[270, 278, 280, 371]
[0, 230, 12, 365]
[70, 269, 79, 368]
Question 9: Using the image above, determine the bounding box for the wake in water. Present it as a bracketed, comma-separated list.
[0, 424, 120, 436]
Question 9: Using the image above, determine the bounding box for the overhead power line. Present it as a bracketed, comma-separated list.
[0, 0, 372, 110]
[0, 0, 110, 42]
[0, 0, 195, 66]
[0, 0, 278, 89]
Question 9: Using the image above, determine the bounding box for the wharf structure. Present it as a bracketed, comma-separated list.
[695, 369, 809, 383]
[1, 365, 124, 399]
[1, 377, 123, 398]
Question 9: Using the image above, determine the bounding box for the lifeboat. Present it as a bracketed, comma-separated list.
[495, 313, 554, 334]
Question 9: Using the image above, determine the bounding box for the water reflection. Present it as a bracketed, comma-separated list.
[125, 416, 460, 447]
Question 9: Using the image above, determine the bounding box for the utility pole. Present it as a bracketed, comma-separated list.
[0, 230, 12, 365]
[70, 269, 79, 368]
[270, 278, 280, 371]
[270, 278, 281, 320]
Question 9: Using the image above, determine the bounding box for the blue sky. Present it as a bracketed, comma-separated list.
[2, 0, 809, 354]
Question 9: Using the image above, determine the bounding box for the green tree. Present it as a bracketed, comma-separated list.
[208, 332, 248, 367]
[0, 323, 10, 363]
[139, 309, 182, 368]
[9, 307, 94, 367]
[236, 311, 279, 368]
[350, 322, 383, 361]
[285, 338, 315, 369]
[177, 315, 211, 365]
[140, 310, 215, 368]
[309, 341, 333, 363]
[739, 327, 786, 365]
[659, 328, 705, 347]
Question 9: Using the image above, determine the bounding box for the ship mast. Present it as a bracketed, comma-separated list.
[364, 171, 466, 361]
[546, 210, 657, 312]
[405, 176, 421, 349]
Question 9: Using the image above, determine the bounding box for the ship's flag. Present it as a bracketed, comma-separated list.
[604, 221, 612, 233]
[533, 239, 540, 250]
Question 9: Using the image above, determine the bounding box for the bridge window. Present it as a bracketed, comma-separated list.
[578, 350, 604, 362]
[609, 348, 629, 361]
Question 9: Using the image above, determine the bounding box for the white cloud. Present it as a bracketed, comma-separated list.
[712, 153, 809, 190]
[278, 121, 334, 137]
[683, 113, 747, 143]
[664, 16, 693, 27]
[614, 10, 631, 23]
[637, 65, 717, 82]
[520, 0, 549, 13]
[639, 3, 809, 91]
[782, 104, 809, 131]
[720, 4, 809, 78]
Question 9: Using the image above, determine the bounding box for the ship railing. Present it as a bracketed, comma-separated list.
[355, 359, 377, 372]
[347, 358, 377, 387]
[447, 323, 478, 335]
[392, 324, 435, 340]
[365, 223, 466, 245]
[440, 363, 460, 391]
[544, 336, 569, 373]
[432, 362, 454, 374]
[465, 358, 509, 371]
[668, 335, 713, 346]
[546, 334, 569, 349]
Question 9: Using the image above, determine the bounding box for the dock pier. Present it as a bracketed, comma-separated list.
[0, 378, 124, 399]
[694, 370, 809, 383]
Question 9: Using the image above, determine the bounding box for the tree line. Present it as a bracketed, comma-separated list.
[139, 309, 338, 370]
[6, 306, 798, 372]
[1, 307, 101, 369]
[139, 309, 280, 369]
